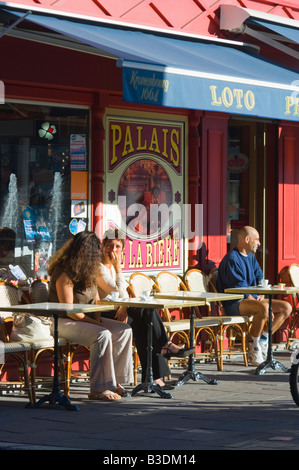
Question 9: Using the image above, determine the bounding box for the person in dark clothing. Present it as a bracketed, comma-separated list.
[98, 228, 195, 388]
[217, 226, 291, 366]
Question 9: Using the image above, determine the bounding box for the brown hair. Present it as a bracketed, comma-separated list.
[102, 228, 126, 249]
[47, 231, 101, 290]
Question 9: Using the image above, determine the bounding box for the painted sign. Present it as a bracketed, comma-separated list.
[122, 65, 299, 122]
[104, 116, 185, 273]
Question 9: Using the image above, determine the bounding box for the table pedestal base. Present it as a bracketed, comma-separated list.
[176, 370, 219, 386]
[132, 382, 173, 399]
[176, 307, 219, 386]
[255, 358, 290, 375]
[176, 355, 219, 386]
[26, 390, 79, 411]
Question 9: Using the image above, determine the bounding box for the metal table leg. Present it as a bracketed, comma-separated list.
[26, 314, 79, 410]
[131, 308, 173, 399]
[255, 295, 290, 375]
[176, 307, 219, 386]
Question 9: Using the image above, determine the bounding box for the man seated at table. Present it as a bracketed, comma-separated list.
[216, 225, 291, 366]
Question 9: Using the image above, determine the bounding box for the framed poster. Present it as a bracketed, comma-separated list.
[104, 115, 186, 274]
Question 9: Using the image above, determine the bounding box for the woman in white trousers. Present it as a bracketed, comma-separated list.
[47, 231, 133, 401]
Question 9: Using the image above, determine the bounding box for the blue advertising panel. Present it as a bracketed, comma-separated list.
[122, 62, 299, 121]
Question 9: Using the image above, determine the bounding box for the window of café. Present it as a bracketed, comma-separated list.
[0, 102, 89, 280]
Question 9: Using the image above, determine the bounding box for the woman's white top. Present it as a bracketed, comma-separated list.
[98, 263, 129, 299]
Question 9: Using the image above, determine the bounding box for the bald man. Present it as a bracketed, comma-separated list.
[217, 226, 291, 366]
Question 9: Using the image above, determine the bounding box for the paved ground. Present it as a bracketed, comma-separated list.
[0, 346, 299, 457]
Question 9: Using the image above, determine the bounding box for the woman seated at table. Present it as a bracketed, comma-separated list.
[97, 228, 195, 390]
[47, 230, 133, 402]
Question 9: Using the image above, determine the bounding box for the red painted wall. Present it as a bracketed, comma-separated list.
[200, 112, 228, 269]
[278, 123, 299, 274]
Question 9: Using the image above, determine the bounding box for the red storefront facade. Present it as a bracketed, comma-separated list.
[1, 0, 299, 293]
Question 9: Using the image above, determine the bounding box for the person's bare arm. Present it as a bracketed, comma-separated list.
[56, 272, 103, 325]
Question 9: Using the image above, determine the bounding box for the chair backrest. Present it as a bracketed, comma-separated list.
[208, 268, 226, 316]
[0, 282, 21, 318]
[30, 279, 49, 303]
[128, 272, 156, 297]
[184, 269, 210, 292]
[289, 264, 299, 287]
[209, 268, 219, 292]
[155, 271, 187, 293]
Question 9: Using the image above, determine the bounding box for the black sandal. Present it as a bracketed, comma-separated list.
[162, 344, 195, 360]
[113, 386, 131, 397]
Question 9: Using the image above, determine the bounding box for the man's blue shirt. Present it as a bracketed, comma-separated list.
[216, 248, 263, 309]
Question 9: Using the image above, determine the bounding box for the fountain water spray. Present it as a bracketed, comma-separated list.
[0, 173, 19, 232]
[49, 172, 62, 253]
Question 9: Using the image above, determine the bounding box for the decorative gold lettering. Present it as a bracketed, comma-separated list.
[222, 87, 233, 108]
[149, 128, 160, 153]
[137, 126, 147, 150]
[170, 130, 179, 166]
[158, 239, 165, 266]
[285, 96, 294, 115]
[146, 243, 153, 267]
[210, 85, 222, 106]
[165, 236, 172, 266]
[153, 241, 158, 267]
[233, 89, 244, 109]
[285, 96, 299, 116]
[111, 124, 122, 165]
[128, 239, 135, 268]
[110, 121, 181, 168]
[122, 126, 134, 156]
[244, 90, 255, 110]
[210, 85, 255, 111]
[162, 129, 168, 158]
[136, 243, 143, 268]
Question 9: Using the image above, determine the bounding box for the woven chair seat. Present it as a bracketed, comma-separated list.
[194, 316, 224, 328]
[163, 319, 191, 333]
[1, 341, 31, 353]
[220, 315, 253, 325]
[27, 337, 67, 349]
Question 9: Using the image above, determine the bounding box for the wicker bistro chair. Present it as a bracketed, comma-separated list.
[286, 264, 299, 348]
[0, 281, 23, 318]
[127, 272, 157, 299]
[184, 268, 212, 316]
[0, 282, 33, 402]
[183, 268, 220, 364]
[151, 271, 191, 349]
[209, 269, 252, 370]
[0, 315, 33, 404]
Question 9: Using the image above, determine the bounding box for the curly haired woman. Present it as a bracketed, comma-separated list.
[47, 231, 133, 401]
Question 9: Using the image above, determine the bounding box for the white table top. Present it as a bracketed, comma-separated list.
[97, 296, 205, 309]
[225, 285, 299, 295]
[154, 291, 244, 302]
[0, 302, 110, 316]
